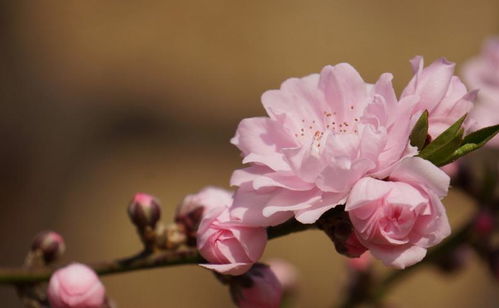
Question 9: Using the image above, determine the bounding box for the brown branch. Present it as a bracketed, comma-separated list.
[0, 219, 317, 285]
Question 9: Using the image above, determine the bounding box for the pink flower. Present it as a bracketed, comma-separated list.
[231, 263, 283, 308]
[267, 259, 298, 292]
[231, 64, 419, 226]
[47, 263, 106, 308]
[176, 187, 234, 241]
[402, 56, 476, 138]
[196, 188, 267, 275]
[463, 37, 499, 147]
[177, 186, 233, 218]
[346, 157, 451, 269]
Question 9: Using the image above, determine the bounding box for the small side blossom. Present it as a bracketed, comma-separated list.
[401, 56, 477, 138]
[196, 188, 267, 276]
[176, 187, 233, 242]
[463, 37, 499, 147]
[230, 263, 283, 308]
[346, 157, 451, 269]
[47, 263, 106, 308]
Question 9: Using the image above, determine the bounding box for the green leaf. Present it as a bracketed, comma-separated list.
[426, 128, 464, 166]
[419, 114, 467, 161]
[409, 110, 429, 151]
[439, 124, 499, 166]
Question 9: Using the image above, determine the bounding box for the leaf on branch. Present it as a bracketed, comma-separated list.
[438, 124, 499, 166]
[409, 110, 429, 151]
[418, 114, 467, 164]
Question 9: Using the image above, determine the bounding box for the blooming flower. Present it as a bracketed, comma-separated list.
[47, 263, 106, 308]
[402, 56, 476, 138]
[196, 187, 267, 275]
[463, 37, 499, 147]
[230, 263, 283, 308]
[346, 157, 451, 268]
[230, 63, 421, 226]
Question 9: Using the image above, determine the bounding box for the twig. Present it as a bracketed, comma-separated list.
[0, 219, 317, 285]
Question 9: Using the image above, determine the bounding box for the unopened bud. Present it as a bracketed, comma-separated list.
[317, 208, 367, 258]
[128, 193, 161, 229]
[229, 263, 282, 308]
[347, 252, 372, 272]
[31, 231, 65, 264]
[267, 259, 298, 293]
[175, 187, 232, 245]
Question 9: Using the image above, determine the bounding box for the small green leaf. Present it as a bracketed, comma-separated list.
[438, 124, 499, 165]
[427, 128, 464, 166]
[419, 114, 467, 161]
[409, 110, 429, 151]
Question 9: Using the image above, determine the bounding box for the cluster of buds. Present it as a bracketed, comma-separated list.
[127, 193, 187, 252]
[317, 206, 367, 258]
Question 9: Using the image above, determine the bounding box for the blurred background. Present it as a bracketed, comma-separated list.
[1, 1, 498, 307]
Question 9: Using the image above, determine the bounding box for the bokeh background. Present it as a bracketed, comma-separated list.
[1, 1, 498, 307]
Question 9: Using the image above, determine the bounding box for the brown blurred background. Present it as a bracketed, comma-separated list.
[1, 1, 499, 307]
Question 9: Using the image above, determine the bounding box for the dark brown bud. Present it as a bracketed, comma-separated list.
[128, 193, 161, 229]
[31, 231, 65, 264]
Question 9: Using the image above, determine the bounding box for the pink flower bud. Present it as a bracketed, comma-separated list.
[31, 231, 65, 263]
[176, 187, 233, 245]
[267, 259, 298, 292]
[347, 252, 372, 272]
[47, 263, 106, 308]
[128, 193, 161, 229]
[231, 264, 282, 308]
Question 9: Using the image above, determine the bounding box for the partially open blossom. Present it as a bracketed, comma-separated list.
[47, 263, 106, 308]
[231, 63, 420, 226]
[197, 188, 267, 275]
[463, 37, 499, 147]
[402, 56, 476, 138]
[267, 259, 298, 292]
[346, 157, 451, 269]
[230, 263, 282, 308]
[176, 186, 233, 242]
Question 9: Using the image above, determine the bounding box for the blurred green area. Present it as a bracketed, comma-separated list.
[0, 1, 498, 307]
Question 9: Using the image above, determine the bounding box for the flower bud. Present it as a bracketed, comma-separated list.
[229, 263, 282, 308]
[317, 208, 367, 258]
[347, 252, 372, 272]
[47, 263, 106, 308]
[31, 231, 65, 264]
[128, 193, 161, 229]
[175, 187, 233, 245]
[267, 259, 298, 293]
